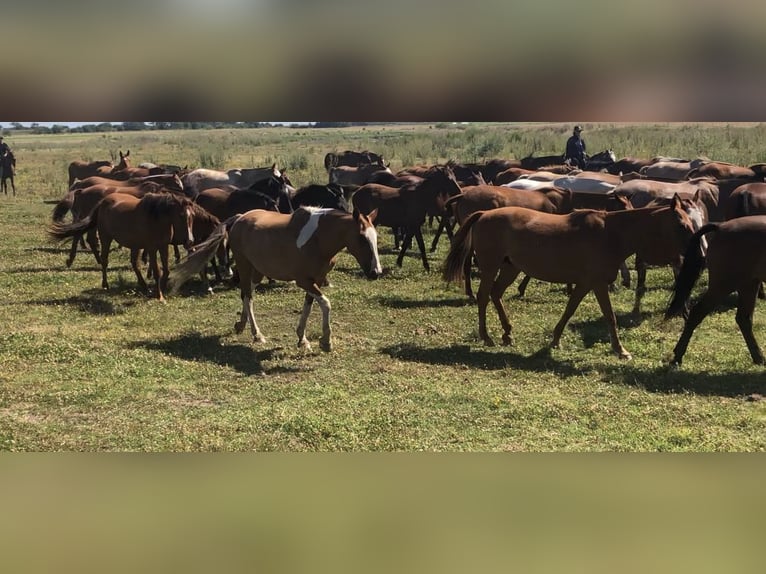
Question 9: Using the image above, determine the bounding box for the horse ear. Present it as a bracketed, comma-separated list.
[367, 208, 378, 224]
[671, 193, 681, 210]
[119, 150, 124, 159]
[693, 189, 701, 202]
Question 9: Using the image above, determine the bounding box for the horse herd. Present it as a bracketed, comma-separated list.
[45, 148, 766, 367]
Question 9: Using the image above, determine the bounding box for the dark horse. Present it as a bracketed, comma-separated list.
[443, 199, 695, 359]
[1, 151, 16, 196]
[666, 216, 766, 366]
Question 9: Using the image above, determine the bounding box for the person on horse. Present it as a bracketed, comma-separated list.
[564, 125, 588, 169]
[0, 136, 10, 180]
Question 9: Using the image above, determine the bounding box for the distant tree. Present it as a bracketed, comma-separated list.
[121, 122, 147, 131]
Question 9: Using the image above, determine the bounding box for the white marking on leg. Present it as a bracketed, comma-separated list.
[245, 295, 266, 342]
[364, 226, 383, 275]
[297, 207, 334, 249]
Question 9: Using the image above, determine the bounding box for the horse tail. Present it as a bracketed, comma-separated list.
[665, 223, 719, 318]
[51, 191, 74, 222]
[442, 211, 483, 284]
[169, 214, 241, 293]
[47, 204, 99, 242]
[444, 193, 464, 218]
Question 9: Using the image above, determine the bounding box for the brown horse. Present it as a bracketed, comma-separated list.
[444, 185, 575, 300]
[443, 198, 695, 359]
[352, 165, 462, 271]
[1, 150, 16, 196]
[69, 173, 183, 193]
[630, 193, 709, 314]
[52, 180, 183, 268]
[666, 216, 766, 366]
[48, 192, 195, 301]
[170, 207, 381, 351]
[67, 159, 113, 186]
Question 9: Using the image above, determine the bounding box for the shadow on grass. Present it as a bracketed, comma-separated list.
[600, 363, 766, 398]
[376, 295, 472, 309]
[132, 332, 300, 377]
[27, 293, 137, 315]
[566, 311, 653, 347]
[380, 342, 581, 377]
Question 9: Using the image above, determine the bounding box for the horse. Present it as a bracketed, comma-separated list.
[352, 165, 463, 271]
[103, 150, 154, 181]
[67, 159, 113, 186]
[194, 174, 293, 220]
[324, 150, 387, 172]
[52, 180, 184, 268]
[47, 192, 195, 301]
[169, 207, 381, 352]
[666, 216, 766, 366]
[291, 183, 350, 212]
[69, 173, 184, 194]
[583, 149, 617, 171]
[180, 164, 281, 197]
[444, 185, 575, 300]
[629, 193, 709, 315]
[442, 197, 695, 359]
[1, 151, 16, 196]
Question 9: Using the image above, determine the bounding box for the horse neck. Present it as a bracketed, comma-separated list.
[604, 207, 671, 259]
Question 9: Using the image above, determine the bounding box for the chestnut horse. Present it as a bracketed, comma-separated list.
[48, 193, 195, 301]
[666, 216, 766, 366]
[67, 159, 113, 186]
[444, 185, 575, 300]
[443, 198, 695, 359]
[170, 207, 381, 351]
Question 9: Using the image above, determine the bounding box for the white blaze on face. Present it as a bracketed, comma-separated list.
[685, 205, 708, 254]
[364, 225, 382, 275]
[297, 207, 333, 249]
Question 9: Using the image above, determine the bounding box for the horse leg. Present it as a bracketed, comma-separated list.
[395, 231, 413, 267]
[173, 244, 181, 264]
[66, 234, 81, 268]
[430, 217, 447, 252]
[632, 256, 647, 315]
[296, 293, 315, 350]
[158, 246, 172, 301]
[476, 266, 501, 346]
[463, 254, 476, 301]
[491, 263, 521, 346]
[233, 262, 266, 342]
[298, 280, 333, 352]
[735, 280, 765, 364]
[593, 283, 631, 360]
[516, 274, 531, 298]
[551, 283, 591, 350]
[100, 236, 113, 290]
[413, 227, 430, 271]
[130, 249, 149, 294]
[86, 228, 101, 265]
[670, 288, 725, 366]
[620, 260, 631, 288]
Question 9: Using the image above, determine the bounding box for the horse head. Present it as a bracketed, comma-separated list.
[349, 209, 382, 280]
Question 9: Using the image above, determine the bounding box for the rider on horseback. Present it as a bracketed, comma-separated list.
[564, 125, 588, 169]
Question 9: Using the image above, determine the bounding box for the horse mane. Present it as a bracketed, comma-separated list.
[139, 192, 188, 218]
[189, 202, 220, 225]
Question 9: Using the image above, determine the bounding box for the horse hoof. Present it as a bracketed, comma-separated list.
[254, 335, 266, 344]
[618, 351, 632, 361]
[65, 260, 73, 268]
[233, 322, 246, 334]
[320, 339, 333, 352]
[298, 338, 311, 350]
[482, 339, 495, 348]
[502, 335, 514, 347]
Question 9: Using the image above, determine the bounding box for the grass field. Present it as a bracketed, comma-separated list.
[1, 123, 764, 451]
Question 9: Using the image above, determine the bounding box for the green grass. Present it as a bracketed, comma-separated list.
[1, 124, 765, 450]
